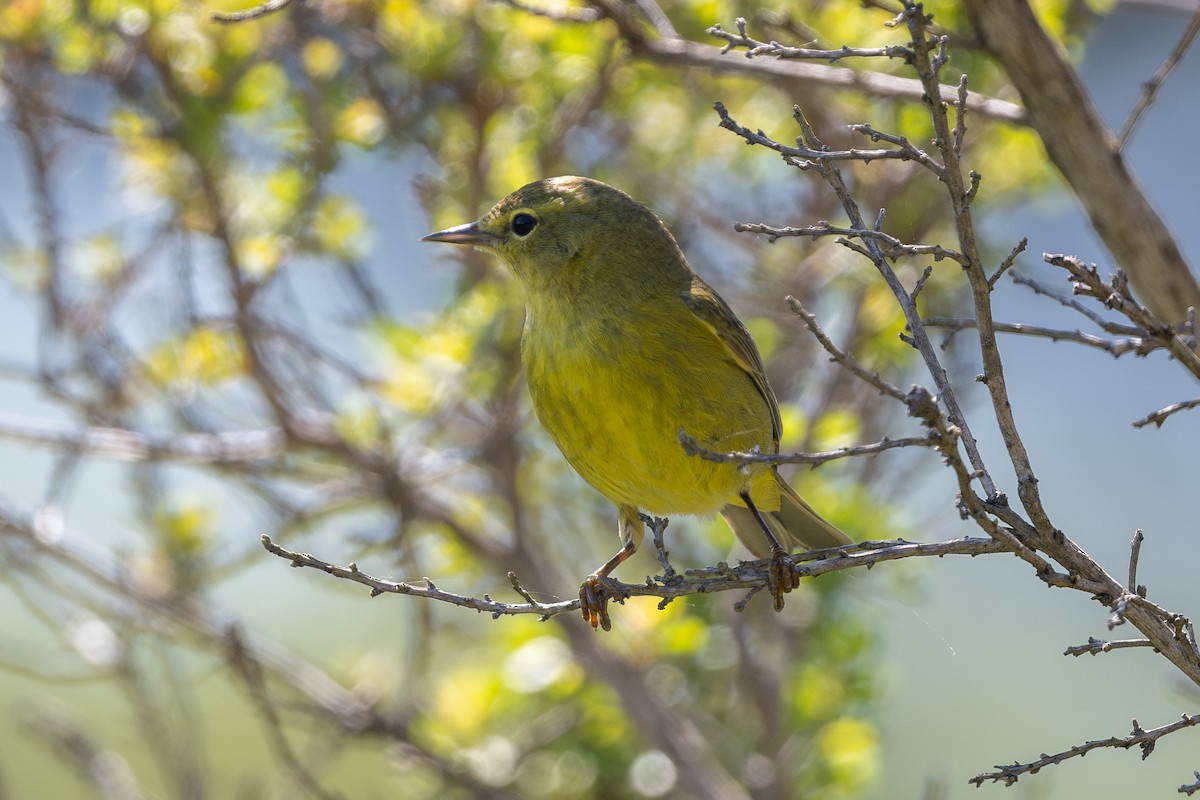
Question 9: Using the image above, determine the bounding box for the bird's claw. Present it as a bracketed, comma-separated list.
[766, 550, 800, 612]
[580, 574, 616, 631]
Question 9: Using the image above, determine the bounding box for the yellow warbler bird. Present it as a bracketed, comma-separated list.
[422, 176, 851, 629]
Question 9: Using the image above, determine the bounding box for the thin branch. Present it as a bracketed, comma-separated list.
[1104, 589, 1198, 662]
[910, 264, 935, 303]
[679, 431, 936, 467]
[0, 412, 290, 465]
[952, 74, 968, 158]
[923, 317, 1165, 358]
[707, 17, 912, 62]
[785, 295, 909, 401]
[630, 0, 677, 37]
[1133, 396, 1200, 430]
[210, 0, 296, 23]
[506, 572, 545, 609]
[1063, 637, 1155, 657]
[21, 704, 144, 800]
[1117, 3, 1200, 149]
[1011, 274, 1140, 335]
[491, 0, 602, 23]
[645, 515, 678, 585]
[848, 123, 947, 178]
[225, 628, 344, 800]
[735, 221, 965, 264]
[969, 714, 1200, 788]
[675, 16, 1024, 124]
[262, 533, 577, 618]
[1047, 254, 1200, 381]
[260, 534, 1019, 619]
[988, 238, 1027, 289]
[713, 102, 935, 168]
[1128, 529, 1145, 596]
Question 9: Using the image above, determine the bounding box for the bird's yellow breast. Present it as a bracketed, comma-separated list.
[522, 294, 777, 516]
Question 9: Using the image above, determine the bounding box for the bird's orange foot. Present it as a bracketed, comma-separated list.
[766, 549, 800, 612]
[579, 574, 624, 631]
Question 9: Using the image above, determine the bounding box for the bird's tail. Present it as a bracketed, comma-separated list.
[721, 471, 852, 558]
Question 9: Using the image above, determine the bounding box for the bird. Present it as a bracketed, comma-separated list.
[421, 176, 852, 629]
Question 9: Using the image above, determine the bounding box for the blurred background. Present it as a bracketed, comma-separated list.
[1, 0, 1199, 797]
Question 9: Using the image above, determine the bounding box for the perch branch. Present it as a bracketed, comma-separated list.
[260, 534, 1021, 620]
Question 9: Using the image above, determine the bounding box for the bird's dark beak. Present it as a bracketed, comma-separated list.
[419, 221, 499, 247]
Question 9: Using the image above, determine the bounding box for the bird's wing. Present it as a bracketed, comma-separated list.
[680, 277, 782, 446]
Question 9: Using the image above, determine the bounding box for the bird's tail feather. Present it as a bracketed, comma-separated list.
[721, 472, 852, 558]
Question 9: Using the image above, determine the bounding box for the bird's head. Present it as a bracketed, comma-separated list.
[421, 176, 686, 293]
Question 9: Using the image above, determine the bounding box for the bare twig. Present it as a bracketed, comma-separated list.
[734, 221, 966, 264]
[679, 431, 936, 467]
[785, 295, 909, 401]
[1117, 3, 1200, 149]
[578, 0, 1028, 124]
[969, 715, 1200, 787]
[849, 123, 947, 178]
[680, 16, 1025, 124]
[988, 238, 1027, 288]
[1063, 637, 1155, 657]
[492, 0, 602, 23]
[225, 628, 344, 800]
[1128, 529, 1145, 596]
[951, 74, 968, 158]
[1047, 254, 1200, 381]
[901, 14, 1042, 527]
[923, 317, 1165, 358]
[0, 411, 291, 465]
[707, 18, 912, 62]
[22, 704, 144, 800]
[1133, 396, 1200, 430]
[261, 533, 1019, 619]
[1012, 274, 1140, 335]
[210, 0, 296, 23]
[910, 264, 935, 303]
[713, 103, 926, 168]
[646, 516, 677, 583]
[1182, 771, 1200, 796]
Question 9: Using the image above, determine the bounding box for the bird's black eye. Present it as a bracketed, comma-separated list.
[511, 213, 538, 237]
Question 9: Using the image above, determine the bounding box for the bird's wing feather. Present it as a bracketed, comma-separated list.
[680, 278, 782, 446]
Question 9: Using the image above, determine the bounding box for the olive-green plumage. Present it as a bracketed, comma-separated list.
[422, 176, 851, 625]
